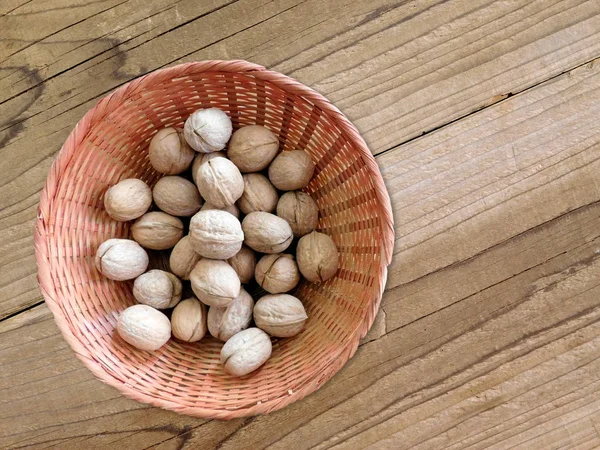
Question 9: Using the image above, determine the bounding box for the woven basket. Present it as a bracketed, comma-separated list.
[34, 60, 394, 419]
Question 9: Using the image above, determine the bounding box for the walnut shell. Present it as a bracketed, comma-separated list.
[133, 269, 182, 309]
[131, 212, 184, 250]
[296, 231, 339, 282]
[242, 212, 293, 254]
[95, 238, 149, 281]
[117, 304, 171, 351]
[190, 259, 241, 307]
[171, 297, 207, 342]
[169, 235, 201, 280]
[183, 108, 232, 153]
[200, 201, 240, 219]
[276, 191, 318, 237]
[237, 173, 278, 214]
[227, 245, 256, 284]
[253, 294, 307, 337]
[189, 209, 244, 259]
[207, 288, 254, 341]
[268, 150, 315, 191]
[191, 151, 226, 185]
[104, 178, 152, 221]
[227, 125, 279, 172]
[255, 254, 300, 294]
[148, 127, 195, 174]
[196, 157, 244, 208]
[153, 176, 202, 217]
[220, 328, 272, 376]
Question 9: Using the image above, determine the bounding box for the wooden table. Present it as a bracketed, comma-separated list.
[2, 0, 600, 448]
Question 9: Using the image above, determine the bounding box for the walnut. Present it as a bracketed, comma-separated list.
[227, 125, 279, 172]
[171, 297, 207, 342]
[253, 294, 307, 337]
[255, 254, 300, 294]
[237, 173, 278, 214]
[296, 231, 339, 282]
[268, 150, 315, 191]
[133, 269, 182, 309]
[148, 127, 195, 174]
[152, 176, 202, 217]
[189, 209, 243, 259]
[131, 211, 184, 250]
[220, 328, 272, 376]
[95, 238, 149, 281]
[189, 259, 241, 307]
[227, 245, 256, 284]
[104, 178, 152, 221]
[276, 191, 318, 237]
[117, 304, 171, 351]
[183, 108, 232, 153]
[242, 212, 293, 254]
[196, 157, 244, 208]
[169, 235, 201, 280]
[207, 288, 254, 342]
[192, 151, 226, 185]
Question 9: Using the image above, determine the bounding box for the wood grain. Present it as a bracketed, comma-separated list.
[3, 194, 600, 448]
[3, 0, 600, 319]
[2, 5, 600, 442]
[2, 0, 600, 447]
[2, 0, 600, 320]
[380, 57, 600, 310]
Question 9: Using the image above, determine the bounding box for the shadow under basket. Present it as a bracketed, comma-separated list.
[34, 60, 395, 419]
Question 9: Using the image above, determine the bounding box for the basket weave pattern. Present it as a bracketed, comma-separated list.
[34, 60, 394, 418]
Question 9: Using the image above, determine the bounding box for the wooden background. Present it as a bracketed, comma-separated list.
[2, 0, 600, 448]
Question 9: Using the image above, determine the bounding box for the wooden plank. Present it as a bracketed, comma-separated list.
[0, 0, 128, 63]
[380, 57, 600, 296]
[3, 0, 600, 154]
[2, 0, 600, 319]
[219, 203, 600, 450]
[2, 199, 600, 448]
[0, 306, 209, 449]
[2, 45, 600, 450]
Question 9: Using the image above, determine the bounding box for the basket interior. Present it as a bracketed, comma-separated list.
[43, 70, 385, 415]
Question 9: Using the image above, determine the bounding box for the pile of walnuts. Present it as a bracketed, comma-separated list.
[96, 108, 339, 377]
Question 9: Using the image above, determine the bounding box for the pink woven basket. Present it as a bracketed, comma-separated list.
[34, 60, 394, 419]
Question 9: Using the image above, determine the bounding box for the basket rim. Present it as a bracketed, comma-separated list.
[34, 59, 395, 419]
